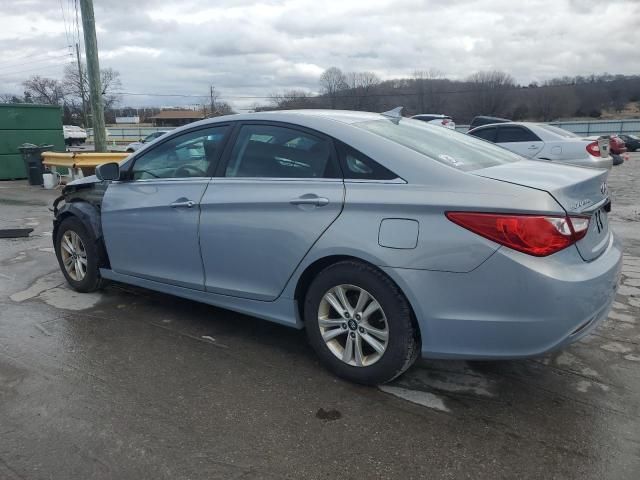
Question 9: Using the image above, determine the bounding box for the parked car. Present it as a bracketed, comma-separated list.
[619, 134, 640, 152]
[468, 115, 511, 130]
[468, 122, 613, 169]
[411, 114, 456, 129]
[609, 135, 627, 155]
[52, 109, 621, 385]
[63, 125, 87, 146]
[126, 131, 169, 152]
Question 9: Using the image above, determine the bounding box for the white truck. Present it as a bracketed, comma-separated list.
[63, 125, 88, 146]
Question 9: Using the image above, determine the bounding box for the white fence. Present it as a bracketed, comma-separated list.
[88, 126, 176, 144]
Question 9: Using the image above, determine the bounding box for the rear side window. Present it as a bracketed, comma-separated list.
[225, 124, 339, 178]
[336, 142, 398, 180]
[356, 118, 521, 172]
[469, 127, 496, 142]
[496, 126, 541, 143]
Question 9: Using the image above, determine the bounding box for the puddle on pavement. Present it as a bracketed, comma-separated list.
[10, 272, 102, 310]
[379, 385, 450, 412]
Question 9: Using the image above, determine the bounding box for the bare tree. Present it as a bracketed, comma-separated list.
[213, 101, 235, 116]
[529, 83, 578, 121]
[269, 89, 315, 110]
[0, 93, 24, 104]
[319, 67, 347, 109]
[466, 70, 515, 117]
[346, 71, 380, 110]
[62, 64, 122, 126]
[412, 69, 444, 113]
[22, 76, 66, 105]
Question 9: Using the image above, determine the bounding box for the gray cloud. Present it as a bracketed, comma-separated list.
[0, 0, 638, 110]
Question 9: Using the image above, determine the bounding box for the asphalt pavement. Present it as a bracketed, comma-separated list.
[1, 154, 639, 479]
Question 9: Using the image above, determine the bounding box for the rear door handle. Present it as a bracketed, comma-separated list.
[170, 199, 196, 208]
[290, 196, 329, 207]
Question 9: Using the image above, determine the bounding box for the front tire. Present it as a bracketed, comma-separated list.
[54, 216, 105, 293]
[304, 260, 419, 385]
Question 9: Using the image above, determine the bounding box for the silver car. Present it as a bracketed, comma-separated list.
[125, 131, 169, 152]
[52, 110, 622, 385]
[468, 122, 613, 169]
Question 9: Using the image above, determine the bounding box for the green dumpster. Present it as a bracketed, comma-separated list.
[0, 104, 65, 180]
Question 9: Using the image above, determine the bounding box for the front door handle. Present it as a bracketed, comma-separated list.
[170, 199, 196, 208]
[528, 145, 539, 149]
[290, 196, 330, 207]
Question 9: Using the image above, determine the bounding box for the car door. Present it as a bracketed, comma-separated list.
[199, 122, 344, 301]
[101, 124, 230, 290]
[496, 125, 544, 158]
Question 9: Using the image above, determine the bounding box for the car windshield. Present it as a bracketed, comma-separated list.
[355, 118, 521, 171]
[538, 125, 579, 138]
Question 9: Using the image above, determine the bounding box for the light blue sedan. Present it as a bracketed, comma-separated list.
[52, 109, 622, 384]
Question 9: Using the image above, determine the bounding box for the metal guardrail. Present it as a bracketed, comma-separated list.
[42, 151, 129, 169]
[456, 118, 640, 135]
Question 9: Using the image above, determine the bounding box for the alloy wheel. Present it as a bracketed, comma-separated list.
[60, 230, 88, 281]
[318, 284, 389, 367]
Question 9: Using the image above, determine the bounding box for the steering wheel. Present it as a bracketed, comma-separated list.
[174, 164, 208, 177]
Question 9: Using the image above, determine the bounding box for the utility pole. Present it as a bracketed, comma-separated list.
[210, 85, 216, 117]
[75, 43, 89, 129]
[79, 0, 106, 152]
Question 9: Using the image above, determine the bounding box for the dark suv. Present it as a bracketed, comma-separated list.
[468, 116, 511, 130]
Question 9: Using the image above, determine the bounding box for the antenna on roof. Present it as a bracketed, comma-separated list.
[381, 106, 404, 123]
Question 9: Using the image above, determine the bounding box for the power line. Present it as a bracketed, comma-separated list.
[0, 54, 73, 72]
[59, 0, 73, 52]
[74, 0, 82, 51]
[0, 49, 69, 68]
[0, 61, 74, 80]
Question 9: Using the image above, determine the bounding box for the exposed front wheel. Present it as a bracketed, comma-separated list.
[304, 261, 419, 385]
[54, 216, 105, 293]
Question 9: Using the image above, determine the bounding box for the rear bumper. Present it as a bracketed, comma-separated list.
[563, 155, 613, 169]
[383, 233, 622, 359]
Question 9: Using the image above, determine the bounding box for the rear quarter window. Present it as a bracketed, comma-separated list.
[356, 118, 521, 172]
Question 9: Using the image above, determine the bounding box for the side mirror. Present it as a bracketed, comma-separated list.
[95, 162, 120, 181]
[140, 138, 145, 143]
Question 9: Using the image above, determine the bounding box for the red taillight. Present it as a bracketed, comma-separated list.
[586, 141, 601, 157]
[442, 119, 450, 125]
[446, 212, 590, 257]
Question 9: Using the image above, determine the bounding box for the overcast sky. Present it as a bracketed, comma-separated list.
[0, 0, 638, 111]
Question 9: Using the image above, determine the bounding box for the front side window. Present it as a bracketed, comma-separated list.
[225, 124, 338, 178]
[131, 126, 228, 180]
[356, 118, 521, 172]
[496, 126, 541, 143]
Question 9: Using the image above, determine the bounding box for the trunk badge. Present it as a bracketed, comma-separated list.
[600, 182, 608, 196]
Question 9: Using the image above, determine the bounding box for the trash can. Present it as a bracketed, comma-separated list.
[18, 143, 53, 186]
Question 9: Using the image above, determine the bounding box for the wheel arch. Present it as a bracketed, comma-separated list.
[54, 201, 110, 268]
[293, 254, 421, 341]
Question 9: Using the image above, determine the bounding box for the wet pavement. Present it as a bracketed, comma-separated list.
[1, 156, 640, 479]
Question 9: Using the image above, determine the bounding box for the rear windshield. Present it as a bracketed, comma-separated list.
[538, 125, 579, 138]
[355, 118, 521, 171]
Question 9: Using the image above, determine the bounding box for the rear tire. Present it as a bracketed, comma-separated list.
[54, 216, 105, 293]
[304, 260, 419, 385]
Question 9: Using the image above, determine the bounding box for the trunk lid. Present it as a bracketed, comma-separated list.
[474, 160, 610, 261]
